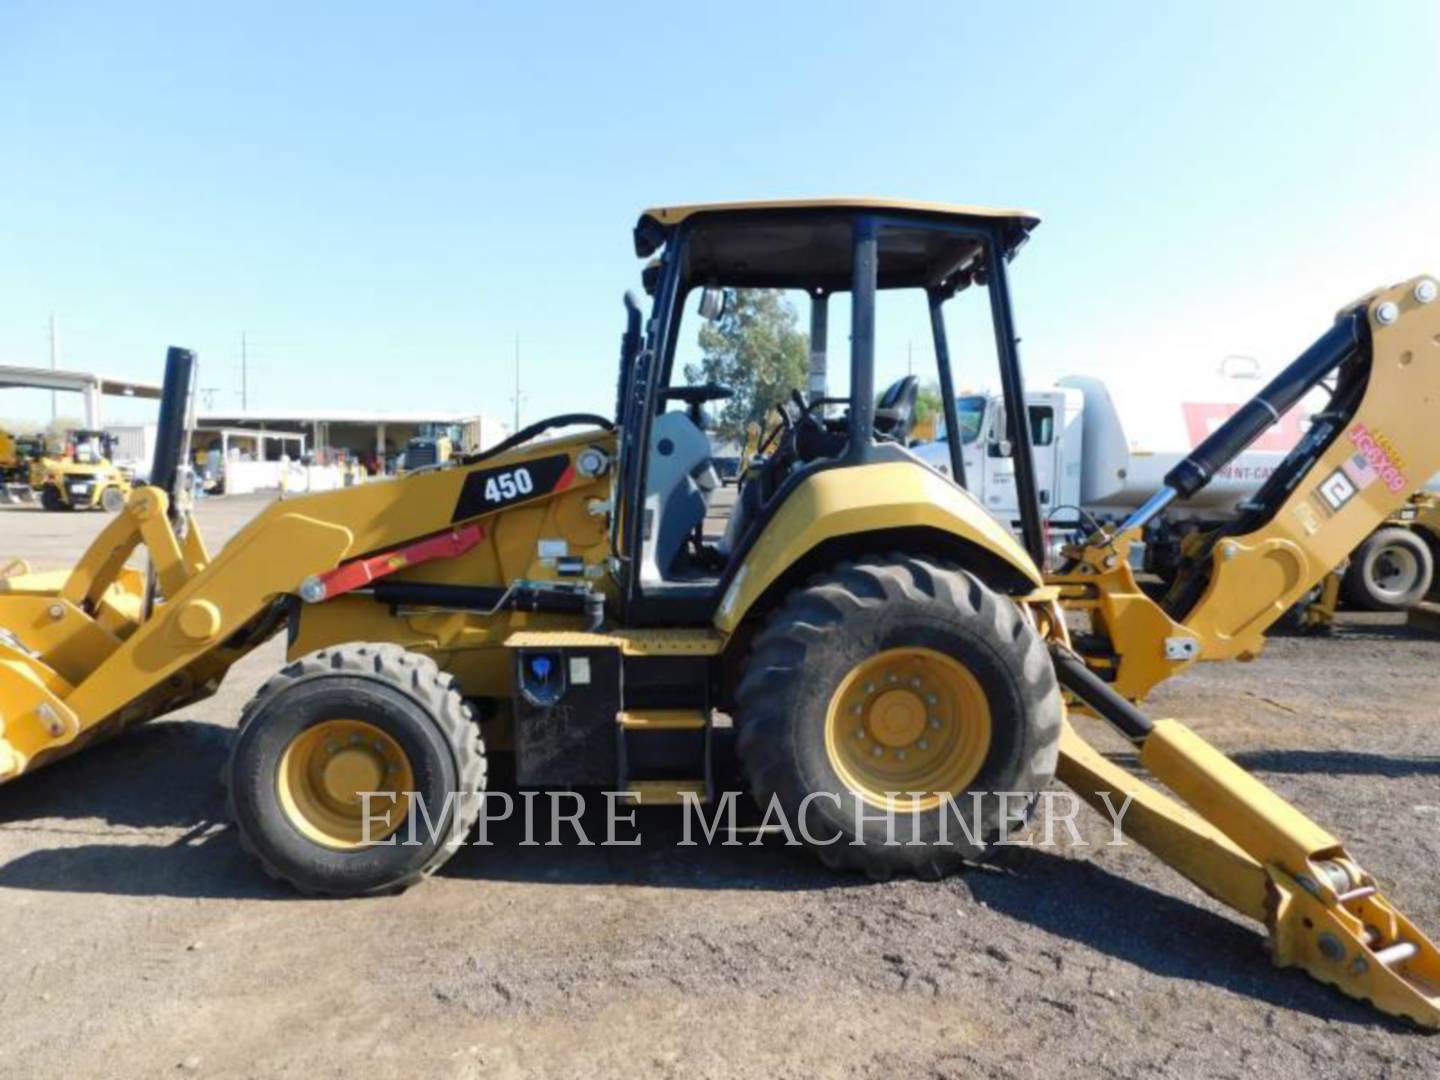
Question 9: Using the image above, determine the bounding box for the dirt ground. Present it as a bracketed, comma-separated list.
[0, 494, 1438, 1078]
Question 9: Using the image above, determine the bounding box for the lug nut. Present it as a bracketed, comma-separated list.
[855, 728, 866, 740]
[1375, 301, 1400, 325]
[1415, 279, 1437, 304]
[909, 678, 922, 689]
[925, 694, 937, 705]
[917, 739, 929, 750]
[929, 717, 942, 730]
[872, 746, 884, 758]
[895, 750, 907, 761]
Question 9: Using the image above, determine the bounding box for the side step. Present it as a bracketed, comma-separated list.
[624, 779, 707, 806]
[618, 709, 708, 731]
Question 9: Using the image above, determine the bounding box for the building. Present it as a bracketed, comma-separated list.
[193, 409, 506, 468]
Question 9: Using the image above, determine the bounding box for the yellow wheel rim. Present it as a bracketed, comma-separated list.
[277, 719, 415, 849]
[824, 647, 993, 811]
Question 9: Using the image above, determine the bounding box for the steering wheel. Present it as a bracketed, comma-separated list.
[660, 383, 734, 426]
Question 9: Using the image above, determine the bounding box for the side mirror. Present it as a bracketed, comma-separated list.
[698, 287, 731, 322]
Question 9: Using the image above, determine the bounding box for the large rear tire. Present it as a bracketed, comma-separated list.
[225, 643, 486, 896]
[1342, 527, 1433, 612]
[734, 554, 1062, 880]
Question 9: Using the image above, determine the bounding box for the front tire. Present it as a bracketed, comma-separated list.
[225, 643, 486, 896]
[40, 485, 67, 512]
[735, 554, 1062, 880]
[1342, 527, 1433, 611]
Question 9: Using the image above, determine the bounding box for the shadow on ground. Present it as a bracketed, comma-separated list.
[1229, 748, 1440, 777]
[0, 720, 1414, 1028]
[968, 846, 1404, 1030]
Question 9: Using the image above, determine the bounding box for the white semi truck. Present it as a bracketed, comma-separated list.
[915, 377, 1440, 610]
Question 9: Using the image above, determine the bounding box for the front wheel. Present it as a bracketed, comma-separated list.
[225, 643, 487, 896]
[40, 485, 68, 512]
[734, 554, 1062, 880]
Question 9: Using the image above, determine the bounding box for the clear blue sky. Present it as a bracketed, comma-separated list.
[2, 2, 1437, 442]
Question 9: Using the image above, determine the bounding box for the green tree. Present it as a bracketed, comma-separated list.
[914, 380, 943, 426]
[683, 289, 808, 445]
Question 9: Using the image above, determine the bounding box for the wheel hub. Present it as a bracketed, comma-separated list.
[867, 688, 927, 747]
[277, 719, 415, 849]
[825, 647, 993, 810]
[321, 748, 386, 805]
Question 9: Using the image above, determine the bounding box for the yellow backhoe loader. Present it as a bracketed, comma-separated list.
[1, 200, 1437, 1028]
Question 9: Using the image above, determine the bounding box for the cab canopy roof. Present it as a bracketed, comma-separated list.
[634, 197, 1040, 292]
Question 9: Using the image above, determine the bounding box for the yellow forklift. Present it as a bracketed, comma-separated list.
[0, 431, 47, 505]
[33, 429, 131, 512]
[0, 200, 1437, 1026]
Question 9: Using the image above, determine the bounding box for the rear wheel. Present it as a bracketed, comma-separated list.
[735, 554, 1062, 880]
[40, 485, 67, 512]
[1342, 527, 1433, 611]
[225, 643, 486, 896]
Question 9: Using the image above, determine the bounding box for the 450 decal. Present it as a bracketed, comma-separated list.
[451, 453, 575, 522]
[486, 468, 535, 501]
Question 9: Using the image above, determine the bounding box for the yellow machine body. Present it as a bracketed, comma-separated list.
[1053, 276, 1440, 700]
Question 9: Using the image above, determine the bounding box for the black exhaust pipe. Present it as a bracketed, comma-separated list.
[150, 346, 196, 525]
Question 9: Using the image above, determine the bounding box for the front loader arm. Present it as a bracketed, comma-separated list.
[0, 429, 609, 782]
[1052, 275, 1440, 699]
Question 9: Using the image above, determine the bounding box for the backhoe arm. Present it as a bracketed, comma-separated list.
[1053, 275, 1440, 699]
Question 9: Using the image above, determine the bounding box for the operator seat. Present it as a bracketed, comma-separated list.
[874, 375, 920, 444]
[639, 411, 719, 583]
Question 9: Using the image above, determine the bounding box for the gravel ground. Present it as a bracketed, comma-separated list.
[0, 495, 1438, 1078]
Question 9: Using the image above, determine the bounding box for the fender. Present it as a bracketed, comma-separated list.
[715, 459, 1041, 634]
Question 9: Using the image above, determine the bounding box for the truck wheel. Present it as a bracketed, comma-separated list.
[100, 486, 126, 513]
[225, 643, 486, 896]
[40, 485, 68, 512]
[1342, 527, 1434, 611]
[734, 554, 1062, 880]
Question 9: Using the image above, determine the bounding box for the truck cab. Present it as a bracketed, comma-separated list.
[917, 386, 1085, 550]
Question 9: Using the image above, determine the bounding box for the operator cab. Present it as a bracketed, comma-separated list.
[613, 198, 1045, 623]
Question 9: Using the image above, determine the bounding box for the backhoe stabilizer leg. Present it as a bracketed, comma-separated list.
[1058, 718, 1440, 1028]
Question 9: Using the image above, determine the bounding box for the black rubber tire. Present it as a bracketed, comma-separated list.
[1342, 527, 1434, 612]
[40, 485, 68, 512]
[734, 554, 1062, 880]
[99, 486, 126, 513]
[224, 643, 486, 897]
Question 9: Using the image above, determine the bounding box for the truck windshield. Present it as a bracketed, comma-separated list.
[954, 395, 986, 443]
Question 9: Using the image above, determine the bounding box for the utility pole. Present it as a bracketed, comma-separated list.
[512, 334, 521, 433]
[48, 313, 59, 421]
[241, 331, 249, 411]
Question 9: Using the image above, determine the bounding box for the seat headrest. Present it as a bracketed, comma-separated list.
[874, 375, 920, 442]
